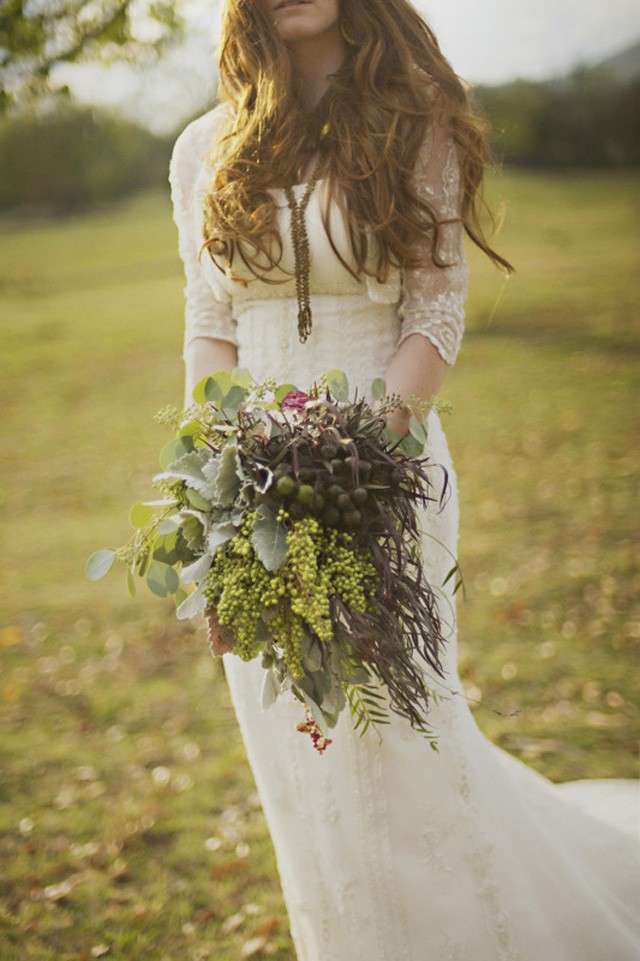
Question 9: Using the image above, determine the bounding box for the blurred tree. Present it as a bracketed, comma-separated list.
[0, 101, 172, 212]
[0, 0, 185, 114]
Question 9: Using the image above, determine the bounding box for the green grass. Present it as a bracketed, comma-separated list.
[1, 168, 639, 959]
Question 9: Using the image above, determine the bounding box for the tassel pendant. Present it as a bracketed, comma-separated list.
[297, 304, 313, 343]
[285, 161, 321, 345]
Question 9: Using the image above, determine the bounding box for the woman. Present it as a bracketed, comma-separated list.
[168, 1, 640, 958]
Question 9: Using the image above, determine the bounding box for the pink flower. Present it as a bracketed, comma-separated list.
[280, 390, 309, 412]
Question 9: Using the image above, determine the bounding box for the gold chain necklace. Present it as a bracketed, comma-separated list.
[284, 161, 322, 344]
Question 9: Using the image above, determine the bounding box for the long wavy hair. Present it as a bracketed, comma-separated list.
[200, 0, 515, 288]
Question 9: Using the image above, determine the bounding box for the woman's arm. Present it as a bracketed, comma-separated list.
[168, 109, 239, 410]
[384, 100, 469, 435]
[183, 337, 237, 408]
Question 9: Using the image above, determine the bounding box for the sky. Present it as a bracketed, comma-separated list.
[54, 0, 639, 135]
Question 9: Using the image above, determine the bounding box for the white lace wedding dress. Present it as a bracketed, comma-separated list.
[169, 101, 640, 961]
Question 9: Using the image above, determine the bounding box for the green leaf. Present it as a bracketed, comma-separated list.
[371, 377, 386, 401]
[126, 568, 137, 597]
[176, 584, 207, 620]
[174, 585, 188, 609]
[185, 489, 210, 510]
[153, 450, 216, 500]
[146, 560, 179, 598]
[398, 433, 424, 458]
[192, 375, 214, 405]
[274, 383, 298, 404]
[206, 522, 235, 555]
[261, 668, 280, 710]
[86, 549, 116, 581]
[409, 415, 428, 446]
[177, 419, 201, 438]
[251, 507, 288, 572]
[181, 553, 213, 585]
[324, 368, 349, 401]
[221, 384, 246, 414]
[129, 502, 156, 529]
[204, 371, 232, 405]
[158, 517, 179, 535]
[302, 634, 323, 672]
[231, 367, 253, 388]
[215, 445, 241, 507]
[159, 434, 195, 469]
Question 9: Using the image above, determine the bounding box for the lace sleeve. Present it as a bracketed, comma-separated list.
[397, 109, 469, 366]
[168, 110, 237, 361]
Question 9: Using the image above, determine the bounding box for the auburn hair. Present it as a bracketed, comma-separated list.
[200, 0, 514, 288]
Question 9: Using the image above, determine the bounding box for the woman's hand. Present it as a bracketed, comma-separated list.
[205, 607, 235, 656]
[383, 333, 449, 435]
[385, 404, 411, 438]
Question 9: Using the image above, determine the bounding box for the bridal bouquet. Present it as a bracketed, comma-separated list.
[87, 368, 457, 752]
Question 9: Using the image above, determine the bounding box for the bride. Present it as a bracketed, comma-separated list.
[168, 1, 640, 958]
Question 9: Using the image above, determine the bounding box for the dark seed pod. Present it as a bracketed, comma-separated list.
[276, 475, 296, 498]
[352, 487, 368, 506]
[296, 484, 315, 507]
[327, 483, 343, 502]
[320, 443, 338, 460]
[312, 493, 326, 513]
[343, 509, 362, 529]
[323, 506, 340, 527]
[330, 458, 344, 474]
[359, 460, 372, 478]
[337, 493, 352, 511]
[290, 501, 306, 519]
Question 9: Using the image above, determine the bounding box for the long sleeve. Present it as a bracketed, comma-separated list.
[168, 110, 238, 361]
[397, 109, 469, 366]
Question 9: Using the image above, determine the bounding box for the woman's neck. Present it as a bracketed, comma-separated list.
[288, 28, 348, 112]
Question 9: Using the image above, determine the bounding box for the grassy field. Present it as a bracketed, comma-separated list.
[1, 168, 639, 960]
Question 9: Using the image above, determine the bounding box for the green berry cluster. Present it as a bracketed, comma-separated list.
[202, 510, 379, 680]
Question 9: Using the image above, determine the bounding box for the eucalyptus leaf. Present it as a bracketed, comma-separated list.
[371, 377, 386, 401]
[274, 383, 298, 404]
[192, 374, 214, 404]
[176, 584, 207, 620]
[86, 549, 116, 581]
[398, 433, 424, 458]
[206, 522, 235, 555]
[177, 419, 201, 438]
[324, 368, 349, 401]
[157, 517, 180, 535]
[251, 508, 288, 572]
[146, 560, 178, 598]
[261, 668, 280, 710]
[159, 435, 195, 470]
[181, 553, 213, 585]
[215, 445, 241, 507]
[221, 385, 247, 414]
[204, 371, 232, 405]
[302, 634, 323, 672]
[126, 568, 136, 597]
[129, 502, 155, 529]
[409, 415, 428, 446]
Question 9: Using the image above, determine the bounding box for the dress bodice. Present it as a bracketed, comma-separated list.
[168, 99, 469, 393]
